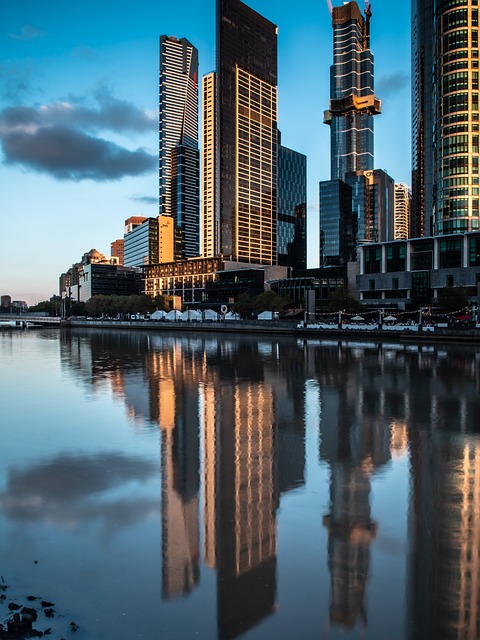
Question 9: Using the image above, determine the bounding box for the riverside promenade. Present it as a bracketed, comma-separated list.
[6, 314, 479, 343]
[63, 317, 480, 344]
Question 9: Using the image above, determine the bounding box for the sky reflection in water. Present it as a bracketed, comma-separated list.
[0, 329, 479, 639]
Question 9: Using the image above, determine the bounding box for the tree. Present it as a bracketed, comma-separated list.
[252, 290, 290, 313]
[28, 299, 60, 316]
[233, 293, 253, 319]
[327, 286, 362, 313]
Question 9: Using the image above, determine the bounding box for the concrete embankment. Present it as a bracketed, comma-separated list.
[66, 318, 480, 344]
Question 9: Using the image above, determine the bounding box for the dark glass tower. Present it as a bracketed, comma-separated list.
[277, 141, 307, 269]
[325, 1, 381, 181]
[215, 0, 278, 265]
[411, 0, 434, 238]
[159, 36, 200, 259]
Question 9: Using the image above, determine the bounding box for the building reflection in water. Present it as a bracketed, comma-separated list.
[317, 345, 390, 633]
[59, 331, 480, 639]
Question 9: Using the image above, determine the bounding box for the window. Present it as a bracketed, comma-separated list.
[386, 244, 406, 272]
[439, 238, 462, 268]
[446, 274, 454, 287]
[364, 246, 381, 274]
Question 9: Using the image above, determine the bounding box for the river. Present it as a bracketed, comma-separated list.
[1, 327, 479, 639]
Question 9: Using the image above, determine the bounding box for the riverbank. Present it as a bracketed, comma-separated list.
[65, 318, 480, 344]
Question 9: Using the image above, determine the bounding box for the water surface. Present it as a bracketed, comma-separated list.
[1, 328, 479, 639]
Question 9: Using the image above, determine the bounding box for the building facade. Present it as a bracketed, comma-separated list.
[277, 141, 307, 269]
[159, 35, 200, 259]
[320, 1, 383, 267]
[111, 239, 125, 265]
[394, 183, 411, 240]
[412, 0, 480, 237]
[324, 1, 380, 181]
[205, 0, 278, 265]
[357, 232, 480, 308]
[411, 0, 434, 239]
[202, 72, 217, 259]
[124, 217, 161, 267]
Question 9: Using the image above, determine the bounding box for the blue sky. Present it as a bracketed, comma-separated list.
[0, 0, 411, 304]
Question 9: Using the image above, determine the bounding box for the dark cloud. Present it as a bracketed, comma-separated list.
[1, 124, 156, 181]
[0, 452, 159, 533]
[131, 193, 158, 205]
[0, 89, 158, 181]
[376, 72, 410, 100]
[7, 25, 48, 41]
[0, 90, 156, 134]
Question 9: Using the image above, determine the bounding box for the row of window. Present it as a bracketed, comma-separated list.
[364, 238, 480, 272]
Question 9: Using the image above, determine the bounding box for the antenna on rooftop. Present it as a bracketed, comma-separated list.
[364, 0, 372, 48]
[326, 0, 333, 16]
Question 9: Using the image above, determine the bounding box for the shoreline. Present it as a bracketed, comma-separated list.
[63, 318, 480, 345]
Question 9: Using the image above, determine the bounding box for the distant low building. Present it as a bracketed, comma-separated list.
[111, 239, 125, 265]
[143, 257, 289, 306]
[60, 249, 135, 302]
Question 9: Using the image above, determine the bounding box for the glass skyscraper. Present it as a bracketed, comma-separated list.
[202, 0, 278, 265]
[320, 1, 382, 266]
[159, 35, 200, 260]
[325, 1, 380, 182]
[277, 142, 307, 269]
[412, 0, 480, 236]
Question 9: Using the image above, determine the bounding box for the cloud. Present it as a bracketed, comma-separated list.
[131, 193, 158, 205]
[0, 89, 158, 181]
[1, 90, 157, 134]
[7, 25, 48, 41]
[0, 62, 41, 102]
[376, 72, 410, 100]
[1, 124, 156, 181]
[0, 452, 160, 534]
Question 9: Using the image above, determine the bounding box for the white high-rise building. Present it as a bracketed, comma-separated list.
[159, 36, 200, 259]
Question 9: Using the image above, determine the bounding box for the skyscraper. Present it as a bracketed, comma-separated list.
[324, 1, 381, 182]
[394, 183, 411, 240]
[412, 0, 480, 237]
[320, 1, 384, 266]
[202, 0, 278, 265]
[411, 0, 434, 238]
[159, 36, 200, 260]
[277, 139, 307, 269]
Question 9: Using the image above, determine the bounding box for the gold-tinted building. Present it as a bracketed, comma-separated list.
[202, 0, 278, 265]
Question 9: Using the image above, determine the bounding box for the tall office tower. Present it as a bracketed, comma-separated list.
[159, 35, 200, 260]
[411, 0, 434, 238]
[202, 72, 217, 258]
[394, 183, 411, 240]
[207, 0, 278, 265]
[412, 0, 480, 236]
[325, 1, 381, 181]
[277, 140, 307, 269]
[320, 1, 381, 266]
